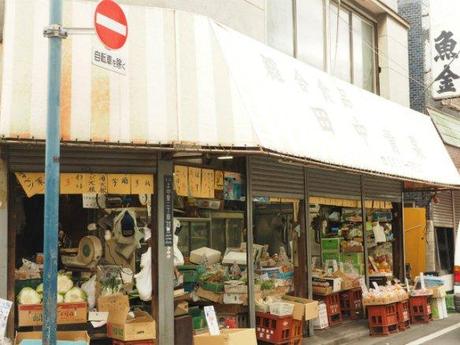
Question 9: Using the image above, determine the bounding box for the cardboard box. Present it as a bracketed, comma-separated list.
[174, 301, 188, 316]
[281, 295, 319, 321]
[312, 277, 341, 292]
[431, 286, 446, 298]
[193, 328, 257, 345]
[197, 288, 223, 303]
[17, 303, 88, 327]
[332, 271, 353, 290]
[312, 286, 332, 295]
[99, 294, 156, 341]
[15, 331, 90, 345]
[189, 247, 221, 265]
[223, 293, 248, 305]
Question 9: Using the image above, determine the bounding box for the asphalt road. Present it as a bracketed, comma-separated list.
[418, 326, 460, 345]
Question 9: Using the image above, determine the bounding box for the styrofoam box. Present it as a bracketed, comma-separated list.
[313, 303, 329, 330]
[189, 247, 222, 265]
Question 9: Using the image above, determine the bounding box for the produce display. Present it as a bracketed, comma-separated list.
[362, 284, 408, 305]
[17, 273, 87, 305]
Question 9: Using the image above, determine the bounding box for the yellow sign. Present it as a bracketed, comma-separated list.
[309, 196, 393, 209]
[131, 174, 154, 195]
[15, 172, 154, 197]
[174, 166, 188, 196]
[214, 171, 224, 190]
[201, 169, 215, 198]
[188, 167, 202, 197]
[15, 172, 45, 197]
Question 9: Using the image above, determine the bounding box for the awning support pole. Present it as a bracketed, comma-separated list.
[360, 176, 369, 287]
[43, 1, 64, 344]
[246, 157, 256, 328]
[304, 168, 314, 336]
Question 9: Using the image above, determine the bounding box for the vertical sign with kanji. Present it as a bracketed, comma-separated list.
[430, 0, 460, 99]
[164, 174, 173, 247]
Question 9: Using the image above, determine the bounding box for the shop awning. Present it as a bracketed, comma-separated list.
[428, 107, 460, 148]
[1, 2, 459, 186]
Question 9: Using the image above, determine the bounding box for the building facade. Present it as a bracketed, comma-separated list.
[399, 0, 460, 280]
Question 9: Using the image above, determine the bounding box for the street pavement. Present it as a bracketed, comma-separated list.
[307, 313, 460, 345]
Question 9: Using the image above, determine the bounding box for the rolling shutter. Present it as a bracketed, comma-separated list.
[307, 168, 361, 199]
[4, 144, 157, 174]
[248, 156, 304, 198]
[453, 191, 460, 229]
[363, 176, 402, 201]
[432, 191, 454, 228]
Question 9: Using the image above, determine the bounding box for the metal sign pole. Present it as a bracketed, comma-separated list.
[43, 1, 65, 344]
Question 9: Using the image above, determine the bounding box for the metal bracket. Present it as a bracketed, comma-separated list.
[43, 24, 68, 39]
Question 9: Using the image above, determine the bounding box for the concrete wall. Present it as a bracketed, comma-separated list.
[377, 14, 410, 107]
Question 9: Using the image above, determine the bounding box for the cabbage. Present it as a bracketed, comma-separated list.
[36, 283, 43, 294]
[64, 287, 87, 303]
[57, 294, 64, 303]
[58, 274, 74, 294]
[17, 287, 42, 305]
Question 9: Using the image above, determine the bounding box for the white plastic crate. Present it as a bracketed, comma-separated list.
[268, 302, 294, 316]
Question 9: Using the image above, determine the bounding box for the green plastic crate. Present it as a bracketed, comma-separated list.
[321, 252, 341, 263]
[192, 315, 206, 330]
[201, 281, 224, 293]
[342, 253, 364, 266]
[321, 238, 342, 252]
[446, 294, 455, 312]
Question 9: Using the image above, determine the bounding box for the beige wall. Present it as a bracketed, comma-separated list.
[377, 14, 410, 107]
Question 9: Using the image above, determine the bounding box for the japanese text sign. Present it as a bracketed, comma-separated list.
[430, 0, 460, 99]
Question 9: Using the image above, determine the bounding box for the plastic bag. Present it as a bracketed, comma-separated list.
[135, 248, 152, 301]
[81, 275, 97, 309]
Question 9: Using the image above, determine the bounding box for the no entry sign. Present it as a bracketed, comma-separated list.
[94, 0, 128, 50]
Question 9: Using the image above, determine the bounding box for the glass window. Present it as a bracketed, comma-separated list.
[329, 3, 351, 82]
[190, 222, 209, 251]
[296, 0, 324, 70]
[267, 0, 294, 56]
[352, 14, 375, 92]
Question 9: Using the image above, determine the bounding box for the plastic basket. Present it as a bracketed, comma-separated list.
[269, 302, 294, 316]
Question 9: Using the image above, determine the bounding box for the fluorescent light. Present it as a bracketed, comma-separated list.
[217, 155, 234, 160]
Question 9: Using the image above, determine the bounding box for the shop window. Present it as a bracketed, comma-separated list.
[352, 13, 376, 92]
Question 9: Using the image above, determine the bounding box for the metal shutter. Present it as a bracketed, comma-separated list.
[453, 191, 460, 229]
[362, 176, 402, 201]
[307, 168, 361, 199]
[5, 144, 157, 173]
[433, 191, 454, 228]
[248, 156, 304, 198]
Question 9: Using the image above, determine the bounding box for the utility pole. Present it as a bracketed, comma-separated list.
[43, 0, 66, 344]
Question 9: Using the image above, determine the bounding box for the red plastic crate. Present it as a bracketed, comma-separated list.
[340, 288, 363, 320]
[409, 295, 432, 324]
[367, 303, 399, 336]
[397, 299, 411, 331]
[314, 292, 343, 327]
[290, 319, 303, 338]
[256, 312, 293, 344]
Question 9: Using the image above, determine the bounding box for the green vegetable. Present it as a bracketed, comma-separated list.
[17, 287, 42, 305]
[64, 287, 87, 303]
[36, 283, 43, 294]
[57, 294, 64, 303]
[58, 274, 74, 294]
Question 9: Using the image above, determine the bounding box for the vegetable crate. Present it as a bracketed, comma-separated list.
[340, 288, 363, 320]
[256, 312, 293, 343]
[217, 312, 249, 328]
[396, 299, 410, 331]
[409, 295, 432, 324]
[314, 292, 342, 327]
[367, 303, 399, 336]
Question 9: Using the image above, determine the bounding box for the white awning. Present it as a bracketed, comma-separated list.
[1, 2, 459, 186]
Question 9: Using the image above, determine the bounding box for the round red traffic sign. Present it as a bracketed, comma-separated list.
[94, 0, 128, 50]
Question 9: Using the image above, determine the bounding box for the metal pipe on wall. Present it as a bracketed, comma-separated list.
[43, 1, 63, 344]
[360, 176, 369, 287]
[246, 157, 256, 327]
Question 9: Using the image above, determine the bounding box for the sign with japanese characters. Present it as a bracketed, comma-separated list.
[94, 0, 128, 50]
[92, 46, 127, 75]
[430, 0, 460, 99]
[15, 173, 154, 197]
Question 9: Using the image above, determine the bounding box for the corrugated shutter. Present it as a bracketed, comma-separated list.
[4, 144, 157, 173]
[307, 168, 361, 199]
[363, 176, 402, 201]
[433, 191, 454, 228]
[248, 157, 304, 198]
[453, 191, 460, 229]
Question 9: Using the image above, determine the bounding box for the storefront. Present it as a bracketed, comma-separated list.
[2, 3, 460, 345]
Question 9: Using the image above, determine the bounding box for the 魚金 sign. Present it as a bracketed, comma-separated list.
[430, 0, 460, 99]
